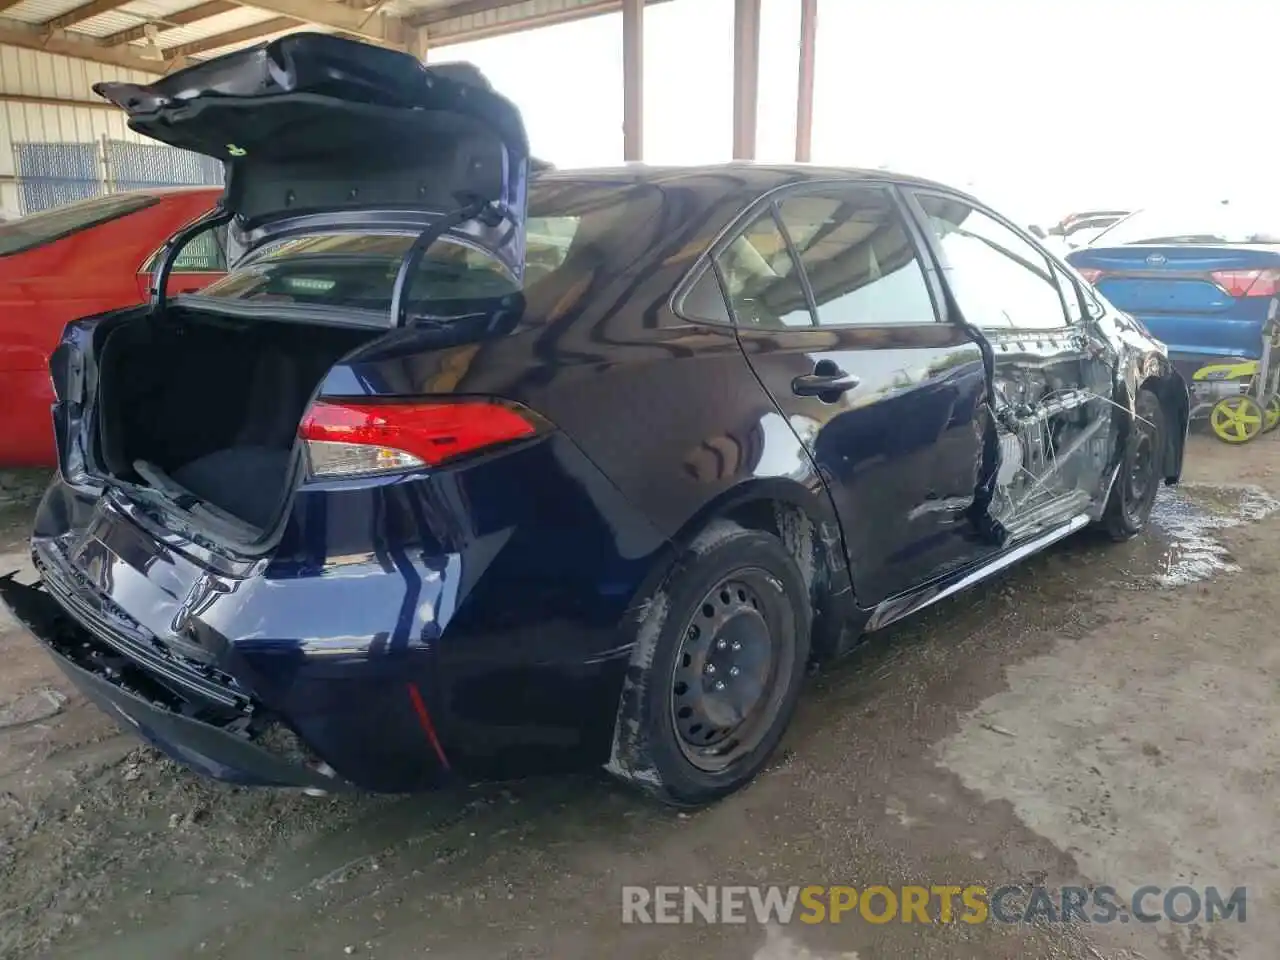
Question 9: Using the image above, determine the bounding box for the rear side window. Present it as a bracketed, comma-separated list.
[172, 224, 229, 272]
[0, 193, 157, 256]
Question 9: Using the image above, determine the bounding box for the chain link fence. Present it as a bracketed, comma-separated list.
[12, 137, 223, 215]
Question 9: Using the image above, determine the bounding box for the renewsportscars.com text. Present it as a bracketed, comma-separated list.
[621, 884, 1247, 925]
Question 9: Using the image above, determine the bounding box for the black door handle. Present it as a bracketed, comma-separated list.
[792, 369, 860, 398]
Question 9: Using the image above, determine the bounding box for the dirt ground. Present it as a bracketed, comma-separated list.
[3, 430, 1280, 960]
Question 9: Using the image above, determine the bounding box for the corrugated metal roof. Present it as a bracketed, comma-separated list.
[70, 0, 207, 39]
[1, 0, 99, 25]
[72, 10, 148, 38]
[193, 21, 333, 59]
[121, 5, 277, 51]
[0, 0, 643, 71]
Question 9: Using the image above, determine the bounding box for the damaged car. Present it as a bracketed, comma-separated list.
[0, 33, 1187, 808]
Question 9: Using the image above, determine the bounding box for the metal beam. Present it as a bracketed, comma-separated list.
[414, 0, 677, 47]
[622, 0, 642, 161]
[731, 0, 759, 160]
[163, 15, 294, 58]
[795, 0, 817, 163]
[42, 0, 136, 31]
[0, 18, 178, 72]
[99, 1, 238, 47]
[218, 0, 404, 45]
[408, 0, 505, 25]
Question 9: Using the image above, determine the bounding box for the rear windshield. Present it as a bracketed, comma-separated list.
[1094, 204, 1280, 246]
[191, 182, 655, 316]
[0, 193, 157, 256]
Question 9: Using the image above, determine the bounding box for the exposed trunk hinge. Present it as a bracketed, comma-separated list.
[152, 204, 235, 313]
[388, 194, 510, 327]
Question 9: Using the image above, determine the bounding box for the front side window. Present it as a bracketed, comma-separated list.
[0, 193, 157, 257]
[775, 186, 936, 326]
[916, 195, 1069, 331]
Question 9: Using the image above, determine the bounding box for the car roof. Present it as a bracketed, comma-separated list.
[535, 162, 970, 197]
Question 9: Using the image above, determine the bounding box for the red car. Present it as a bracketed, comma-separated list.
[0, 187, 223, 468]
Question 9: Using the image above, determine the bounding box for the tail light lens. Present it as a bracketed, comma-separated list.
[299, 399, 543, 479]
[1210, 268, 1280, 298]
[1076, 267, 1105, 284]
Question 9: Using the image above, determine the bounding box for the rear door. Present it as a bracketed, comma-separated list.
[720, 181, 993, 606]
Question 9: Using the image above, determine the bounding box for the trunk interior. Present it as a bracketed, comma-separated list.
[95, 309, 380, 534]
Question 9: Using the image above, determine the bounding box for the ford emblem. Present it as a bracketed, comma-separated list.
[1146, 253, 1167, 266]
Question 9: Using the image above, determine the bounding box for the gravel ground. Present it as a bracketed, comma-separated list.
[1, 431, 1278, 960]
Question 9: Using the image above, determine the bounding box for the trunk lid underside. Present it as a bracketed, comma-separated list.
[94, 32, 531, 277]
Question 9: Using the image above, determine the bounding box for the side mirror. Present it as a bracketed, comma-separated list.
[1028, 224, 1047, 239]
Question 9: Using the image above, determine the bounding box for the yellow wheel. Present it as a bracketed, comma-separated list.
[1265, 394, 1280, 433]
[1210, 396, 1264, 443]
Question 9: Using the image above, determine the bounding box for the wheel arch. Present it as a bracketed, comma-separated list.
[1140, 366, 1190, 483]
[631, 478, 858, 662]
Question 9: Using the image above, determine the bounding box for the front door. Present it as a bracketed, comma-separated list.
[720, 182, 995, 607]
[905, 189, 1118, 540]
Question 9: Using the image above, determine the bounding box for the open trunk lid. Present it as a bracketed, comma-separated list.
[94, 32, 530, 280]
[47, 34, 536, 560]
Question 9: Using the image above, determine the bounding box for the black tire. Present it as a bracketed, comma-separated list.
[1102, 388, 1166, 541]
[606, 520, 812, 807]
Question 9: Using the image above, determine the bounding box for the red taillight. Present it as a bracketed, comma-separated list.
[1210, 268, 1280, 298]
[1076, 267, 1105, 284]
[299, 399, 541, 478]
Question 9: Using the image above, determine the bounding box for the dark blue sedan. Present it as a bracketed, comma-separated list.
[0, 34, 1188, 807]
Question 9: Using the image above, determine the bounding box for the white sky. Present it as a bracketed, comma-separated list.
[443, 0, 1280, 224]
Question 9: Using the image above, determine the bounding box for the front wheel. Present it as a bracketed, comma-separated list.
[1102, 388, 1166, 542]
[606, 520, 811, 807]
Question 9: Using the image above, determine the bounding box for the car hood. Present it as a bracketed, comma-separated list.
[94, 33, 530, 277]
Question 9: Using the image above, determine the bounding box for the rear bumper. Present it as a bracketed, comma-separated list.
[0, 573, 347, 792]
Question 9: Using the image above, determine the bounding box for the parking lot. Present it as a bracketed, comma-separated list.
[0, 428, 1275, 960]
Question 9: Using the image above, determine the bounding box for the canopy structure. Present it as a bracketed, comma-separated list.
[0, 0, 820, 161]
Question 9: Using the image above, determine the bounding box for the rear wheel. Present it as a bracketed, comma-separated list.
[1103, 388, 1165, 542]
[606, 520, 811, 806]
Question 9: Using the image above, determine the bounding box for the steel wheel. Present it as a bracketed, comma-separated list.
[669, 569, 794, 773]
[1125, 415, 1158, 510]
[607, 520, 811, 806]
[1210, 396, 1264, 443]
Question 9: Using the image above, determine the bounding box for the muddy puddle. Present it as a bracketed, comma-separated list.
[1148, 482, 1280, 587]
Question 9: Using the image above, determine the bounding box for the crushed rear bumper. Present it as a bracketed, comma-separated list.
[0, 572, 348, 792]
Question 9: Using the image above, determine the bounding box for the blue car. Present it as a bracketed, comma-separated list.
[0, 34, 1189, 808]
[1067, 203, 1280, 378]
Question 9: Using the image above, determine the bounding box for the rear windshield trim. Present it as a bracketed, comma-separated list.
[0, 193, 159, 257]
